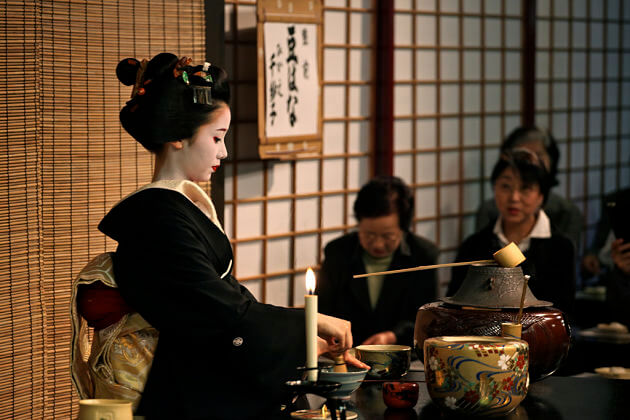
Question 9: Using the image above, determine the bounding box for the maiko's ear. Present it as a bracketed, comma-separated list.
[169, 140, 184, 150]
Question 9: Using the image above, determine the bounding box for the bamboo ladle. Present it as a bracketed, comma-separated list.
[352, 242, 525, 279]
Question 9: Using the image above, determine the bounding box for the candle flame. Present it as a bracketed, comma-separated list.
[305, 268, 316, 294]
[321, 405, 329, 418]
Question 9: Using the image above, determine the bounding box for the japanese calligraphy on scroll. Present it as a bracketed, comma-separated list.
[263, 22, 319, 138]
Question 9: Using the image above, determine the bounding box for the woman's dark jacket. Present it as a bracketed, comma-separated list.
[447, 222, 576, 315]
[316, 232, 438, 346]
[99, 187, 305, 419]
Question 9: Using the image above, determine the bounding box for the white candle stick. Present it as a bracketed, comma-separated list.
[305, 268, 318, 382]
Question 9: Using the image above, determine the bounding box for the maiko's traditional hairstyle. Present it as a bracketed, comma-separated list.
[116, 52, 230, 151]
[354, 176, 414, 231]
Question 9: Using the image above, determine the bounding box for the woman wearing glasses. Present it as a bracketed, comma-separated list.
[316, 176, 438, 347]
[448, 149, 576, 315]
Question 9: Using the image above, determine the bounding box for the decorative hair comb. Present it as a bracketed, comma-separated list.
[173, 57, 215, 105]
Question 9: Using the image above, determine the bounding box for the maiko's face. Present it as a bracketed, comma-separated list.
[180, 104, 231, 182]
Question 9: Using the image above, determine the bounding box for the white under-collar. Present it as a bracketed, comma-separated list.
[493, 209, 551, 252]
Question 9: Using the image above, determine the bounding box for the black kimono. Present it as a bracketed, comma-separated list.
[316, 232, 438, 347]
[447, 222, 576, 316]
[99, 183, 305, 419]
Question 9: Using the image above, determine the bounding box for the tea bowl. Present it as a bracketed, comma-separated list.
[78, 399, 133, 420]
[382, 381, 420, 409]
[354, 344, 411, 379]
[424, 336, 529, 417]
[318, 365, 369, 398]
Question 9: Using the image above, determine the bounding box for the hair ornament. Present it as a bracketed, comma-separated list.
[202, 62, 210, 72]
[131, 59, 149, 98]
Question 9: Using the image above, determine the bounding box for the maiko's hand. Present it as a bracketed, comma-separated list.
[361, 331, 397, 345]
[317, 313, 353, 353]
[316, 338, 369, 370]
[611, 239, 630, 275]
[581, 254, 601, 276]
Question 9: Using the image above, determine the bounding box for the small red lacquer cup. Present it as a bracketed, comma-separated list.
[382, 381, 419, 409]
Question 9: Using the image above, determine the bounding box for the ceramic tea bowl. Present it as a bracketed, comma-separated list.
[355, 345, 411, 379]
[78, 399, 133, 420]
[318, 365, 369, 398]
[423, 336, 529, 417]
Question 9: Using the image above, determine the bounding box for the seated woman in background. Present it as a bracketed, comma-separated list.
[475, 126, 583, 249]
[317, 176, 438, 348]
[448, 149, 576, 315]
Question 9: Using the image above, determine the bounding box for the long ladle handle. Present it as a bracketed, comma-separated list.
[352, 259, 495, 279]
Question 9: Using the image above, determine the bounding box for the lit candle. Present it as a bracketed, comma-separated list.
[305, 268, 318, 382]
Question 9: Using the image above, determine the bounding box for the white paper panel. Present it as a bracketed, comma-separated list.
[294, 234, 318, 268]
[464, 84, 481, 113]
[505, 18, 521, 48]
[245, 279, 263, 302]
[266, 238, 291, 273]
[439, 215, 459, 247]
[348, 121, 370, 153]
[236, 202, 263, 237]
[441, 118, 459, 148]
[322, 195, 344, 228]
[395, 84, 414, 116]
[464, 51, 481, 81]
[267, 200, 292, 234]
[440, 50, 459, 80]
[606, 111, 619, 136]
[440, 0, 458, 12]
[323, 122, 345, 155]
[296, 160, 320, 194]
[417, 85, 437, 114]
[570, 141, 586, 168]
[484, 83, 501, 113]
[416, 152, 437, 183]
[349, 49, 372, 81]
[237, 162, 264, 198]
[463, 149, 482, 179]
[416, 15, 436, 45]
[394, 120, 413, 150]
[350, 12, 371, 45]
[463, 17, 482, 47]
[416, 50, 437, 80]
[440, 151, 459, 182]
[417, 119, 437, 148]
[236, 241, 262, 278]
[266, 275, 290, 307]
[322, 159, 345, 191]
[485, 18, 501, 48]
[485, 0, 501, 15]
[324, 49, 347, 80]
[571, 112, 586, 139]
[295, 197, 319, 231]
[347, 156, 369, 189]
[415, 220, 437, 243]
[505, 51, 520, 80]
[394, 13, 414, 45]
[349, 85, 371, 117]
[324, 11, 347, 44]
[394, 155, 413, 184]
[267, 162, 292, 196]
[485, 116, 502, 145]
[588, 112, 603, 137]
[440, 84, 459, 114]
[463, 182, 481, 212]
[485, 51, 501, 80]
[536, 19, 550, 48]
[395, 49, 413, 80]
[505, 83, 520, 112]
[440, 16, 459, 46]
[551, 83, 568, 110]
[463, 117, 481, 146]
[415, 186, 437, 217]
[605, 139, 618, 165]
[324, 85, 346, 118]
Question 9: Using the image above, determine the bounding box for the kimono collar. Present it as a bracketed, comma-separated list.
[493, 209, 551, 252]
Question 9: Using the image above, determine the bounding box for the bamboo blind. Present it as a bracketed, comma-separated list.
[1, 0, 206, 418]
[224, 0, 374, 306]
[392, 0, 523, 291]
[534, 0, 630, 257]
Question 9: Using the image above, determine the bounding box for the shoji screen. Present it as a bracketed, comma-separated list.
[0, 1, 205, 418]
[224, 0, 374, 306]
[534, 0, 630, 255]
[392, 0, 523, 293]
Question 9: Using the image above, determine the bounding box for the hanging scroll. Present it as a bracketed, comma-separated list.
[257, 0, 323, 159]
